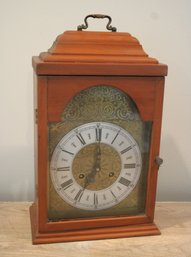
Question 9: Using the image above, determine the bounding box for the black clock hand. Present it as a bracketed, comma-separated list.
[83, 143, 101, 188]
[94, 142, 101, 172]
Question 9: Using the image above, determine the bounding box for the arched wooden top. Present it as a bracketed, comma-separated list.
[33, 30, 167, 76]
[39, 30, 158, 64]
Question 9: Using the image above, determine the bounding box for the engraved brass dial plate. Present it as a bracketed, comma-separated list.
[48, 85, 151, 220]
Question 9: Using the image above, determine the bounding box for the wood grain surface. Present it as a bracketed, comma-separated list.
[0, 202, 191, 257]
[32, 75, 164, 242]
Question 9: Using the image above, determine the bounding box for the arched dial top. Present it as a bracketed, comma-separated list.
[61, 85, 140, 122]
[50, 122, 142, 211]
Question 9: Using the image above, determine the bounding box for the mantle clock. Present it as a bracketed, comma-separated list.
[30, 14, 168, 244]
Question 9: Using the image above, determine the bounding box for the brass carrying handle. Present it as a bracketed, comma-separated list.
[77, 14, 117, 32]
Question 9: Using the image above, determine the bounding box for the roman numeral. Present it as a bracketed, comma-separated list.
[61, 179, 73, 190]
[56, 167, 70, 171]
[124, 163, 136, 169]
[120, 146, 132, 155]
[94, 193, 98, 206]
[111, 130, 120, 144]
[96, 126, 102, 142]
[118, 177, 131, 187]
[110, 190, 118, 202]
[76, 133, 86, 145]
[74, 189, 84, 202]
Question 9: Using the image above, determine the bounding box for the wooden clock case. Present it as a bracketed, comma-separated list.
[30, 26, 167, 244]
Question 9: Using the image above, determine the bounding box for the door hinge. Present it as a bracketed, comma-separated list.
[35, 108, 38, 124]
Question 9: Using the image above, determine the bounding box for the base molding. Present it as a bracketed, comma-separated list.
[30, 203, 160, 244]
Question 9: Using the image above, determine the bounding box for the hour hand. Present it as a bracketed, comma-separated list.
[83, 143, 102, 188]
[83, 171, 95, 188]
[83, 161, 101, 188]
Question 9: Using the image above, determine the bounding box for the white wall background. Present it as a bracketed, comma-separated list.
[0, 0, 191, 201]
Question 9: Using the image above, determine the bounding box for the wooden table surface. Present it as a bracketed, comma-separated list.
[0, 202, 191, 257]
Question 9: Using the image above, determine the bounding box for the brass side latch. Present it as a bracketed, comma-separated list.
[155, 156, 163, 168]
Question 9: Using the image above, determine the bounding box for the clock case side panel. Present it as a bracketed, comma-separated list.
[145, 77, 165, 220]
[30, 75, 49, 240]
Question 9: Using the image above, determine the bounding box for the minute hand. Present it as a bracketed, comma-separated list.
[94, 142, 101, 171]
[83, 143, 101, 188]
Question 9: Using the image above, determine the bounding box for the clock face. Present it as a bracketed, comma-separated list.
[50, 122, 142, 211]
